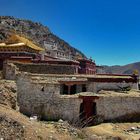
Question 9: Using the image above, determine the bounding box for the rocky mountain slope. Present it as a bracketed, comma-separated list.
[0, 16, 86, 59]
[103, 62, 140, 75]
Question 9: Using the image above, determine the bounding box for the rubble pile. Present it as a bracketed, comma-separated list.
[44, 119, 87, 139]
[0, 80, 17, 109]
[55, 119, 80, 137]
[0, 115, 25, 140]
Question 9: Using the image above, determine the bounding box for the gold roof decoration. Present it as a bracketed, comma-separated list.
[2, 34, 44, 51]
[0, 42, 25, 47]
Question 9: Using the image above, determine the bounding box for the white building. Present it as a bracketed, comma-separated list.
[44, 41, 73, 60]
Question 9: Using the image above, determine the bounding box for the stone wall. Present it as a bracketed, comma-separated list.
[87, 82, 97, 93]
[16, 73, 140, 123]
[3, 61, 19, 80]
[87, 82, 139, 93]
[95, 96, 140, 121]
[96, 82, 138, 91]
[15, 62, 77, 75]
[16, 73, 82, 122]
[3, 61, 78, 80]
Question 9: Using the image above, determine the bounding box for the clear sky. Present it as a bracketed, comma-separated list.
[0, 0, 140, 66]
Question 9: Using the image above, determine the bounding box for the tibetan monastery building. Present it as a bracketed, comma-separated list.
[0, 34, 97, 75]
[0, 34, 44, 70]
[0, 34, 139, 90]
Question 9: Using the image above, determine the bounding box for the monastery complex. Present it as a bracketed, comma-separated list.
[0, 34, 140, 125]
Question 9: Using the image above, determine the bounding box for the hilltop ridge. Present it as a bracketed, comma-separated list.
[102, 62, 140, 76]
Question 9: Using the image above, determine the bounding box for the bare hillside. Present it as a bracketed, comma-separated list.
[103, 62, 140, 75]
[0, 16, 86, 59]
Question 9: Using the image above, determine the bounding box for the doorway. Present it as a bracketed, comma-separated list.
[80, 100, 97, 119]
[0, 59, 3, 70]
[79, 96, 98, 127]
[70, 84, 77, 94]
[92, 102, 97, 116]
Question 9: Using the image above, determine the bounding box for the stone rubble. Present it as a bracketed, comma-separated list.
[125, 126, 140, 134]
[54, 119, 79, 137]
[0, 116, 25, 140]
[0, 80, 17, 109]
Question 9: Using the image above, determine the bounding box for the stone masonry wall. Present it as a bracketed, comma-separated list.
[16, 73, 140, 122]
[15, 62, 77, 75]
[3, 61, 78, 80]
[87, 82, 138, 93]
[96, 82, 139, 91]
[3, 61, 19, 80]
[16, 73, 82, 122]
[95, 96, 140, 121]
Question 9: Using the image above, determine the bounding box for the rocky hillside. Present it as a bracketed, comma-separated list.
[0, 16, 86, 59]
[0, 80, 17, 109]
[103, 62, 140, 75]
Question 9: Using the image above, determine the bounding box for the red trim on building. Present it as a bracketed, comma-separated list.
[78, 59, 96, 75]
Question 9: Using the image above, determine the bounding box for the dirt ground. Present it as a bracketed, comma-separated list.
[84, 123, 140, 140]
[0, 104, 88, 140]
[0, 104, 140, 140]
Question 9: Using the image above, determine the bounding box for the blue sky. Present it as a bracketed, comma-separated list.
[0, 0, 140, 66]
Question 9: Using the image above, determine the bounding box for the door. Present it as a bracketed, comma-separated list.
[83, 100, 96, 119]
[80, 97, 97, 119]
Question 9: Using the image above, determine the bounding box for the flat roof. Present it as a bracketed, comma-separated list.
[77, 91, 140, 97]
[27, 73, 134, 78]
[25, 73, 137, 85]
